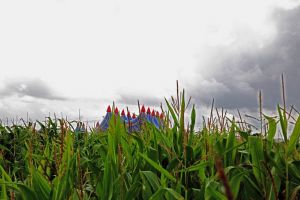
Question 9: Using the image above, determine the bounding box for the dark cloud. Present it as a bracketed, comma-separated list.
[189, 5, 300, 110]
[0, 79, 66, 100]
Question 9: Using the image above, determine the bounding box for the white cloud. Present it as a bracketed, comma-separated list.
[0, 0, 299, 121]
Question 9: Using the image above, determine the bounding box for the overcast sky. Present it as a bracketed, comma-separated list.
[0, 0, 300, 122]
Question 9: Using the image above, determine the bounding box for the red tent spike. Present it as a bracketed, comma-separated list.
[147, 107, 151, 114]
[121, 109, 125, 116]
[114, 107, 119, 114]
[141, 105, 146, 113]
[156, 111, 160, 117]
[151, 109, 155, 116]
[132, 113, 136, 119]
[107, 105, 111, 113]
[160, 112, 164, 119]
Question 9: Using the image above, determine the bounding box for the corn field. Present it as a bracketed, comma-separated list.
[1, 87, 300, 200]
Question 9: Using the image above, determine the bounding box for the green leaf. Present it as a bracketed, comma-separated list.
[287, 115, 300, 154]
[103, 155, 114, 200]
[230, 171, 246, 199]
[0, 165, 12, 183]
[139, 153, 177, 183]
[264, 115, 277, 142]
[32, 170, 51, 200]
[1, 179, 7, 200]
[178, 161, 207, 172]
[205, 180, 227, 200]
[140, 172, 154, 200]
[268, 170, 281, 200]
[165, 98, 179, 128]
[125, 181, 140, 200]
[149, 187, 184, 200]
[17, 184, 39, 200]
[140, 171, 160, 192]
[278, 105, 288, 142]
[222, 142, 247, 156]
[248, 136, 264, 185]
[243, 175, 263, 198]
[225, 123, 236, 166]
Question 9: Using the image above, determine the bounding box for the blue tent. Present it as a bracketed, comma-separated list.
[99, 105, 164, 132]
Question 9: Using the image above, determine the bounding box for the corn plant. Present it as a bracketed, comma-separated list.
[1, 86, 300, 200]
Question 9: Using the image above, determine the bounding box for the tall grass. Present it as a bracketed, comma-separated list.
[1, 84, 300, 199]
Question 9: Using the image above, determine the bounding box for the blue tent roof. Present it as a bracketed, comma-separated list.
[99, 105, 164, 132]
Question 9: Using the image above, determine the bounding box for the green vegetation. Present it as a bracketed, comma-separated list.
[1, 87, 300, 200]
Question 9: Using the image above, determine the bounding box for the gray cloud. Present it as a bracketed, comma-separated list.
[0, 95, 105, 123]
[0, 78, 112, 121]
[118, 93, 162, 107]
[0, 79, 66, 101]
[189, 5, 300, 110]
